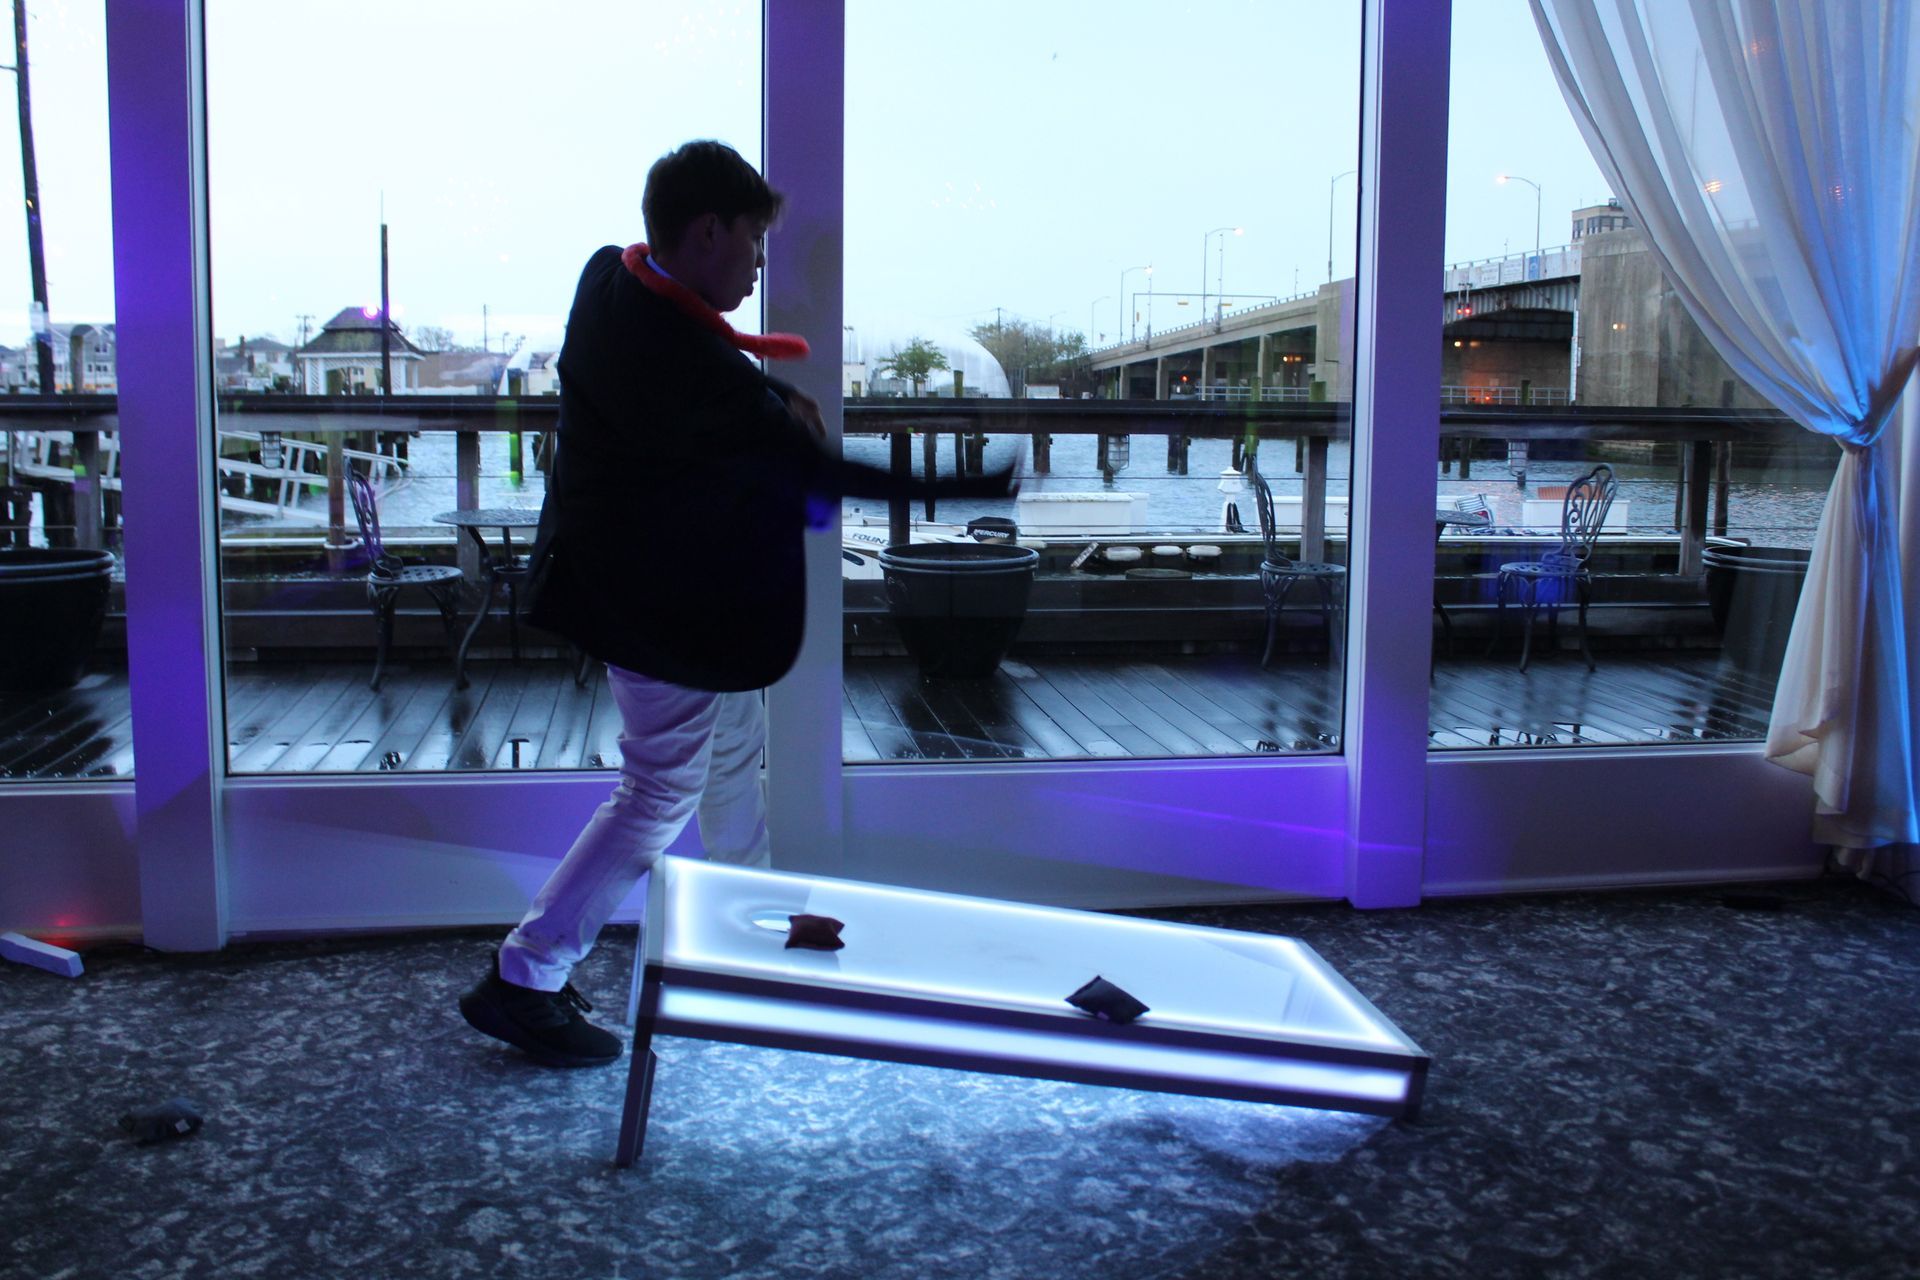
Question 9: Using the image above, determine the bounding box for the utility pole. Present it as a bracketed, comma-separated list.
[9, 0, 97, 548]
[379, 220, 392, 395]
[11, 0, 52, 397]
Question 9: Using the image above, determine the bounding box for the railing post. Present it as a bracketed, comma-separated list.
[325, 434, 348, 572]
[456, 426, 481, 580]
[921, 427, 937, 521]
[1681, 438, 1712, 576]
[889, 426, 910, 547]
[1713, 441, 1730, 536]
[1302, 434, 1329, 563]
[72, 429, 102, 550]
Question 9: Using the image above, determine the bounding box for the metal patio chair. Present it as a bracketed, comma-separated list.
[1489, 464, 1618, 672]
[347, 469, 463, 691]
[1247, 457, 1346, 667]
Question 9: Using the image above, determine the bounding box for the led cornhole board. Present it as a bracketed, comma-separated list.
[616, 857, 1428, 1166]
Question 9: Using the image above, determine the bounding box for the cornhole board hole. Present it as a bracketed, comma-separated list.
[616, 857, 1428, 1167]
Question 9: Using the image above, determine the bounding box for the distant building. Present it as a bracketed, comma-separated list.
[1, 324, 118, 393]
[1570, 199, 1632, 240]
[293, 308, 424, 393]
[415, 348, 510, 395]
[213, 335, 296, 391]
[522, 351, 560, 395]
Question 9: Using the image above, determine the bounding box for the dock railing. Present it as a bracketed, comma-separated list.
[1, 394, 1817, 584]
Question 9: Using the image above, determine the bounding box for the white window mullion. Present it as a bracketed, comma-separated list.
[762, 0, 848, 878]
[106, 0, 228, 949]
[1343, 0, 1453, 907]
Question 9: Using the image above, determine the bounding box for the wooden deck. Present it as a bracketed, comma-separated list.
[0, 650, 1779, 780]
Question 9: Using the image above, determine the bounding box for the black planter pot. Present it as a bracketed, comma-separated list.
[879, 542, 1039, 679]
[1703, 544, 1811, 676]
[0, 548, 115, 690]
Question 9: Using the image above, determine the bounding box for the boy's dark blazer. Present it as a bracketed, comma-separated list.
[526, 245, 1006, 692]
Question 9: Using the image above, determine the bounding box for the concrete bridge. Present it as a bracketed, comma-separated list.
[1089, 243, 1584, 406]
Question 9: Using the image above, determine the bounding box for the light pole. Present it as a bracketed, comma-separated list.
[1090, 295, 1110, 345]
[1120, 264, 1151, 343]
[1327, 169, 1356, 284]
[1204, 225, 1243, 329]
[1498, 173, 1542, 261]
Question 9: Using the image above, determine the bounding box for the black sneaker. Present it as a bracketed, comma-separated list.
[459, 952, 622, 1068]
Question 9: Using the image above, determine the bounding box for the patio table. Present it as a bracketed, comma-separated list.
[433, 507, 540, 688]
[615, 856, 1428, 1166]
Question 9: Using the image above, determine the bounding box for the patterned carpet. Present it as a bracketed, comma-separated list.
[2, 875, 1915, 1279]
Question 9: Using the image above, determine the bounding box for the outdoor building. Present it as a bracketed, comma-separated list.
[0, 322, 117, 393]
[414, 347, 512, 394]
[292, 306, 426, 393]
[210, 334, 295, 392]
[522, 350, 560, 395]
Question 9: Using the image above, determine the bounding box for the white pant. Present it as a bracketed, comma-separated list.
[499, 665, 770, 991]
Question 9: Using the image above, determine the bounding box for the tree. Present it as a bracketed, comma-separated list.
[411, 324, 457, 353]
[967, 317, 1092, 397]
[874, 337, 951, 396]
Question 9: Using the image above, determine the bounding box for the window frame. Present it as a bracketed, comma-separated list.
[29, 0, 1818, 949]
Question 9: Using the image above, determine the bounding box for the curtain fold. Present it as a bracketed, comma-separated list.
[1532, 0, 1920, 867]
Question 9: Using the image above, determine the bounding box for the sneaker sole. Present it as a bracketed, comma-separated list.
[459, 991, 621, 1069]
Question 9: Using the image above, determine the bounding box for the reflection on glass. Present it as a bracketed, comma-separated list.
[205, 1, 760, 775]
[843, 0, 1363, 765]
[1429, 2, 1835, 751]
[0, 1, 125, 782]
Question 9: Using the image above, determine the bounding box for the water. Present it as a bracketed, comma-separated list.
[841, 434, 1836, 550]
[229, 430, 1838, 551]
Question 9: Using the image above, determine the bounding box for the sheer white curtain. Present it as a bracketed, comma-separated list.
[1533, 0, 1920, 881]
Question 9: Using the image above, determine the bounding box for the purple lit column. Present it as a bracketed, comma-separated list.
[106, 0, 227, 949]
[1343, 0, 1451, 908]
[762, 0, 846, 876]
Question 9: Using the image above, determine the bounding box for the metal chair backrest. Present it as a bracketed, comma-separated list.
[1454, 493, 1493, 522]
[1554, 464, 1617, 568]
[346, 469, 388, 566]
[1245, 457, 1292, 567]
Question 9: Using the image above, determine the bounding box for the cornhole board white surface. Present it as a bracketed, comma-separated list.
[616, 858, 1428, 1165]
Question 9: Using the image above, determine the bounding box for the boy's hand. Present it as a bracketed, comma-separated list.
[784, 387, 827, 443]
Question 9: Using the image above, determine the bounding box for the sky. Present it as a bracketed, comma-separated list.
[0, 0, 1614, 364]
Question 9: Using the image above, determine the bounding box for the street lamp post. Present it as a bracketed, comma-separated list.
[1198, 227, 1244, 333]
[1498, 173, 1543, 261]
[1327, 170, 1356, 284]
[1090, 295, 1110, 346]
[1120, 263, 1151, 343]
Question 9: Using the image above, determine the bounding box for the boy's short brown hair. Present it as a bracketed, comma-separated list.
[642, 140, 784, 252]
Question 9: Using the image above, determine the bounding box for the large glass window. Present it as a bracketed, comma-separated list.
[842, 0, 1363, 764]
[0, 0, 125, 782]
[1427, 0, 1833, 750]
[206, 1, 760, 775]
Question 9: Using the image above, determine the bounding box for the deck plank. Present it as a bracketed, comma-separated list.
[530, 669, 601, 770]
[491, 667, 568, 769]
[993, 664, 1127, 757]
[445, 664, 538, 771]
[0, 650, 1791, 775]
[852, 665, 968, 760]
[0, 683, 133, 778]
[307, 667, 439, 772]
